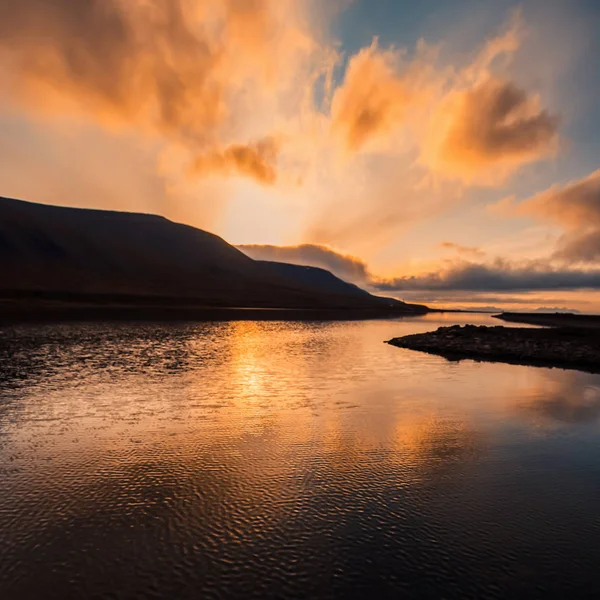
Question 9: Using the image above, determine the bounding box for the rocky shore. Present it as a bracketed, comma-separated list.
[387, 324, 600, 373]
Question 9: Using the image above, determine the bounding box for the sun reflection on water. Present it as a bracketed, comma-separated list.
[3, 316, 600, 598]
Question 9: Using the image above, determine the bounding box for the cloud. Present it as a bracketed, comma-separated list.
[327, 8, 560, 183]
[238, 241, 600, 296]
[439, 241, 486, 259]
[190, 137, 280, 184]
[418, 12, 560, 185]
[0, 3, 571, 250]
[1, 0, 219, 135]
[236, 243, 371, 283]
[519, 168, 600, 227]
[555, 230, 600, 264]
[0, 0, 316, 184]
[373, 260, 600, 292]
[302, 12, 561, 252]
[515, 169, 600, 263]
[423, 77, 559, 184]
[330, 40, 429, 153]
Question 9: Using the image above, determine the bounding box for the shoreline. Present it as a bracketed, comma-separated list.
[387, 324, 600, 374]
[0, 303, 429, 324]
[0, 288, 429, 324]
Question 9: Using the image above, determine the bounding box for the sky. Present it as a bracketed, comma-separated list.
[1, 0, 599, 311]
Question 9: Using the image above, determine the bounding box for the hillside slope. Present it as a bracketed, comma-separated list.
[0, 196, 427, 314]
[257, 260, 413, 309]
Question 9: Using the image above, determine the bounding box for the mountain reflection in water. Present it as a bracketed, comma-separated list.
[1, 314, 600, 599]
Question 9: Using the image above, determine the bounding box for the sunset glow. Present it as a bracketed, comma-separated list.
[1, 0, 598, 310]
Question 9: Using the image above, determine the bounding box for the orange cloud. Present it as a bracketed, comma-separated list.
[439, 242, 486, 259]
[326, 9, 559, 193]
[423, 77, 559, 184]
[0, 0, 315, 184]
[518, 169, 600, 227]
[1, 1, 221, 135]
[190, 137, 280, 185]
[556, 231, 600, 264]
[237, 243, 371, 283]
[515, 169, 600, 263]
[330, 40, 427, 153]
[0, 2, 573, 249]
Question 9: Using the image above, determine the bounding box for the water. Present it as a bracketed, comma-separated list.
[1, 313, 600, 599]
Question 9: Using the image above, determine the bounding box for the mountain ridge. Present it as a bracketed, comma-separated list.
[0, 196, 428, 319]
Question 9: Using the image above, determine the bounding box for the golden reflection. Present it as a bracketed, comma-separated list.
[226, 321, 277, 406]
[7, 318, 600, 526]
[386, 414, 481, 480]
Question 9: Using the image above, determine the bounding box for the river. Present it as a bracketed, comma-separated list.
[1, 313, 600, 599]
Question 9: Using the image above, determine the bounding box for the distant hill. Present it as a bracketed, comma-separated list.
[257, 261, 416, 309]
[258, 261, 372, 298]
[0, 196, 427, 317]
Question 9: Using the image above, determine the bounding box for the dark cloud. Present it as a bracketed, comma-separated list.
[239, 243, 600, 294]
[373, 260, 600, 292]
[237, 244, 600, 292]
[236, 244, 371, 284]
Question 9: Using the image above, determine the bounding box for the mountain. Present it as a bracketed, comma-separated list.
[257, 260, 398, 303]
[0, 196, 427, 317]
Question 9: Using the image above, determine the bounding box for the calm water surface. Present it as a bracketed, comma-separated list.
[1, 314, 600, 599]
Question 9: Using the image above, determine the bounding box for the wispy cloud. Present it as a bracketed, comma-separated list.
[439, 242, 486, 259]
[330, 39, 431, 153]
[510, 168, 600, 263]
[237, 243, 371, 284]
[419, 13, 560, 184]
[518, 168, 600, 227]
[0, 0, 318, 184]
[423, 77, 559, 184]
[0, 2, 573, 259]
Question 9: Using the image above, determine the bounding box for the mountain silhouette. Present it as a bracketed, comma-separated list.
[258, 261, 380, 300]
[0, 196, 427, 318]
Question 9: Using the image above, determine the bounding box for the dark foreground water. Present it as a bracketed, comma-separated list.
[1, 314, 600, 599]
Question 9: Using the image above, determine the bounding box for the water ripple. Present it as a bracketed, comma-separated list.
[1, 315, 600, 598]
